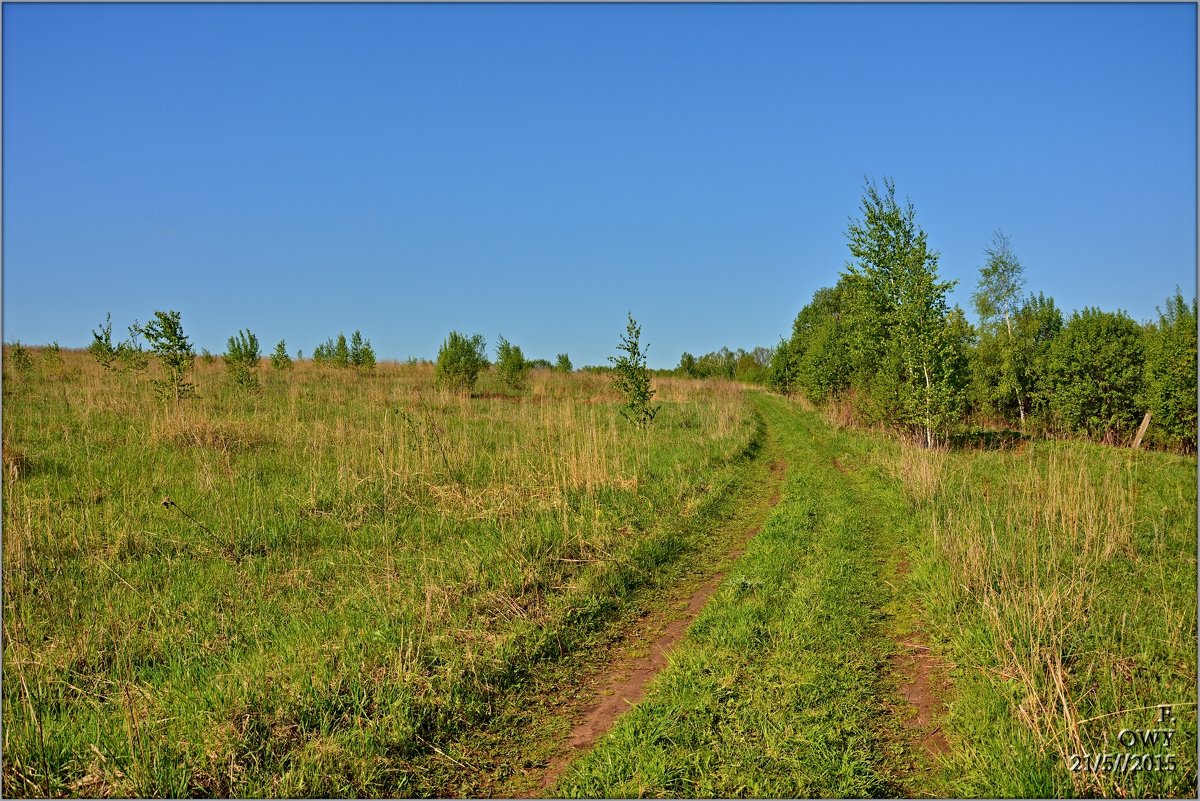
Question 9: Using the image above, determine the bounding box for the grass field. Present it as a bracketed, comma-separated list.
[2, 351, 758, 796]
[554, 396, 1197, 798]
[3, 349, 1196, 798]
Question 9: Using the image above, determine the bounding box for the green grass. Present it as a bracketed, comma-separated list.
[555, 394, 922, 797]
[2, 352, 760, 797]
[899, 436, 1198, 797]
[554, 395, 1197, 798]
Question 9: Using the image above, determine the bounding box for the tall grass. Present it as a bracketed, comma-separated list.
[879, 437, 1197, 796]
[2, 350, 757, 796]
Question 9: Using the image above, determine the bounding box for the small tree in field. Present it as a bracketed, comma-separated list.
[224, 329, 261, 391]
[333, 334, 351, 368]
[610, 313, 659, 429]
[7, 342, 33, 374]
[349, 330, 376, 371]
[496, 335, 529, 390]
[555, 353, 573, 373]
[436, 331, 488, 393]
[133, 310, 196, 400]
[271, 339, 293, 371]
[89, 313, 118, 370]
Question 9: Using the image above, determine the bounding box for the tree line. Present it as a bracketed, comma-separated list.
[758, 178, 1196, 452]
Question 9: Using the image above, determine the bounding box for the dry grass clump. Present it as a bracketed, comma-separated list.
[923, 442, 1194, 795]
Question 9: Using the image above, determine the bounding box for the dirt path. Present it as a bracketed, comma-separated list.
[882, 555, 953, 794]
[527, 458, 787, 795]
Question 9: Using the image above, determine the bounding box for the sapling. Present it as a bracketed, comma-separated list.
[610, 313, 659, 429]
[496, 335, 529, 390]
[89, 314, 118, 370]
[133, 310, 196, 400]
[271, 340, 293, 371]
[224, 329, 261, 391]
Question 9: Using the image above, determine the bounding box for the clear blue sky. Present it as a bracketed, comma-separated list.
[4, 2, 1195, 368]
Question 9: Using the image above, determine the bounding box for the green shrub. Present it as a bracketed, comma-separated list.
[223, 329, 261, 392]
[495, 335, 529, 391]
[1141, 289, 1197, 452]
[435, 331, 487, 393]
[767, 338, 799, 396]
[132, 310, 196, 401]
[7, 342, 33, 374]
[349, 331, 376, 371]
[271, 340, 293, 371]
[1047, 308, 1144, 443]
[89, 314, 118, 370]
[42, 341, 64, 371]
[609, 313, 659, 429]
[554, 353, 573, 373]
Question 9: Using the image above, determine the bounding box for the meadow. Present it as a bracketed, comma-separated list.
[2, 349, 757, 796]
[2, 347, 1196, 798]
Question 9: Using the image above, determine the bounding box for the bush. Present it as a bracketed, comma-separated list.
[42, 341, 64, 371]
[349, 330, 376, 371]
[199, 348, 215, 365]
[1141, 289, 1197, 452]
[132, 310, 196, 401]
[1047, 308, 1144, 443]
[436, 332, 488, 393]
[495, 335, 529, 391]
[555, 353, 573, 373]
[7, 342, 33, 374]
[609, 313, 659, 429]
[767, 338, 799, 396]
[271, 340, 293, 371]
[224, 329, 261, 392]
[89, 314, 118, 370]
[116, 325, 150, 373]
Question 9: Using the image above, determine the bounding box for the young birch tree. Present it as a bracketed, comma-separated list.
[844, 178, 962, 446]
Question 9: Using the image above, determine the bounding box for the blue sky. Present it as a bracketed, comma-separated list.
[3, 2, 1195, 368]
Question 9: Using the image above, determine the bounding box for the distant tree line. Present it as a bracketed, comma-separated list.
[763, 178, 1196, 452]
[675, 346, 773, 384]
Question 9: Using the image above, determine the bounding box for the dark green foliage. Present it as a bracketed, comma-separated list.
[223, 329, 261, 392]
[1046, 308, 1145, 443]
[8, 341, 33, 373]
[766, 337, 800, 395]
[609, 313, 659, 429]
[676, 352, 698, 377]
[313, 332, 365, 369]
[334, 334, 350, 367]
[1141, 289, 1197, 451]
[89, 313, 118, 370]
[271, 340, 294, 371]
[436, 331, 488, 393]
[555, 353, 573, 373]
[495, 335, 529, 390]
[349, 330, 376, 371]
[132, 310, 196, 401]
[970, 292, 1062, 424]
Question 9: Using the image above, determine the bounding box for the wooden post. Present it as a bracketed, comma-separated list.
[1132, 411, 1152, 450]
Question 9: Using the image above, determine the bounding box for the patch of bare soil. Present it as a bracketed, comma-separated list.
[885, 555, 953, 793]
[890, 631, 951, 757]
[529, 459, 788, 795]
